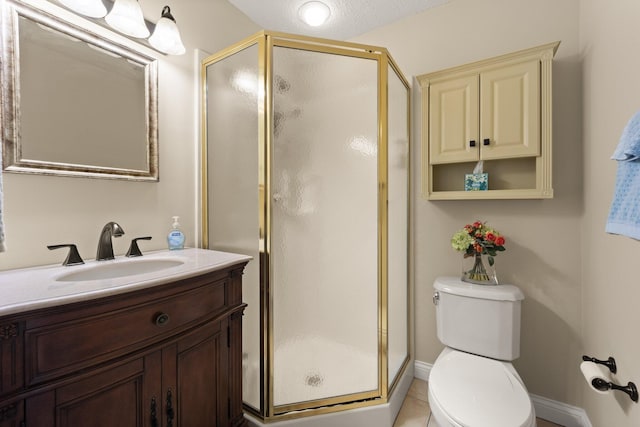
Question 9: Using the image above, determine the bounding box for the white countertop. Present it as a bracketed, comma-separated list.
[0, 248, 252, 317]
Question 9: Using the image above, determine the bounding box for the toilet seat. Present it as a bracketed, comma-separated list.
[429, 348, 535, 427]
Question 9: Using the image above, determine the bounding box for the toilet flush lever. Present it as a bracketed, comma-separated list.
[433, 292, 440, 305]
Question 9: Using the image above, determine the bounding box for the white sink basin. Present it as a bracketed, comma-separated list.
[56, 258, 184, 282]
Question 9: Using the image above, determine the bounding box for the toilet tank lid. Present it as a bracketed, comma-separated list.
[434, 276, 524, 301]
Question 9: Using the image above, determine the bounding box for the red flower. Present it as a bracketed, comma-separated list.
[486, 232, 496, 241]
[495, 236, 505, 246]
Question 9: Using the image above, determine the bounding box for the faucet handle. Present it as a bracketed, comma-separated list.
[47, 244, 85, 266]
[126, 236, 152, 257]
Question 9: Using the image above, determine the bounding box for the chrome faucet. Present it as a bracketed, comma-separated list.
[96, 222, 125, 261]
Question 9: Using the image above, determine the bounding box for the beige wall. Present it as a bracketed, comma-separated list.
[580, 0, 640, 425]
[5, 0, 640, 423]
[353, 0, 585, 407]
[0, 0, 259, 270]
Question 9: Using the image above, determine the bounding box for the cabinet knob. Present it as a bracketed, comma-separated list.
[469, 140, 476, 147]
[483, 138, 490, 146]
[154, 312, 170, 326]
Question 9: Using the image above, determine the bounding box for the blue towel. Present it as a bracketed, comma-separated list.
[611, 111, 640, 161]
[606, 112, 640, 240]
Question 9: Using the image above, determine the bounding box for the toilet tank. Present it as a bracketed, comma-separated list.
[433, 277, 525, 361]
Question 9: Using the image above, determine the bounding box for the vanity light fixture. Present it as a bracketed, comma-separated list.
[148, 6, 185, 55]
[105, 0, 150, 38]
[57, 0, 107, 18]
[57, 0, 186, 55]
[298, 1, 331, 27]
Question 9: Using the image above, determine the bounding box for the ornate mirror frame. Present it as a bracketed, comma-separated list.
[0, 0, 159, 181]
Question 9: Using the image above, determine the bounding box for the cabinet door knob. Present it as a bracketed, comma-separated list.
[154, 312, 170, 326]
[469, 140, 476, 147]
[483, 138, 490, 146]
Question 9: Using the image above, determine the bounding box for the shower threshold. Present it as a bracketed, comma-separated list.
[244, 362, 414, 427]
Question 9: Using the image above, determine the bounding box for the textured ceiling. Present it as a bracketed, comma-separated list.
[227, 0, 449, 40]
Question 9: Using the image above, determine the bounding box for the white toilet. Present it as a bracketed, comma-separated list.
[427, 277, 536, 427]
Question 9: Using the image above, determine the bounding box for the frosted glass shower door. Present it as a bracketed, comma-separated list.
[271, 45, 380, 408]
[387, 64, 409, 387]
[203, 43, 262, 411]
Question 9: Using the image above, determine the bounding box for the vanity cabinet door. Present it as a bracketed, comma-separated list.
[165, 309, 246, 427]
[0, 322, 23, 396]
[0, 400, 24, 427]
[168, 316, 228, 426]
[25, 357, 153, 426]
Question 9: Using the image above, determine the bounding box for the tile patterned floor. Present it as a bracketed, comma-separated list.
[393, 379, 563, 427]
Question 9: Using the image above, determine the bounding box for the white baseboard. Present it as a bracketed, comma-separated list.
[413, 360, 592, 427]
[530, 394, 592, 427]
[414, 359, 431, 382]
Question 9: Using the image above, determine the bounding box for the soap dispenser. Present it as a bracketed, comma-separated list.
[167, 216, 185, 250]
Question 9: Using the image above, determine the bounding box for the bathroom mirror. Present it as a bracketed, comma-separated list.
[0, 0, 158, 181]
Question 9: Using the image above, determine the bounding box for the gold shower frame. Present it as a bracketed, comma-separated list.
[200, 30, 411, 422]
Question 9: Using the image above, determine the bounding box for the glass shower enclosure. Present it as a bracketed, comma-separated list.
[201, 31, 409, 422]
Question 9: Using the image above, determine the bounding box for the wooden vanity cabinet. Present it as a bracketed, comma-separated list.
[0, 261, 249, 427]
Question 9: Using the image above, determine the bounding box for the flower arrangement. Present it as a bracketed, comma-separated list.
[451, 221, 506, 267]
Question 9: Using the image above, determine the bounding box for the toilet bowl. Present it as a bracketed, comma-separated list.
[428, 277, 535, 427]
[427, 348, 536, 427]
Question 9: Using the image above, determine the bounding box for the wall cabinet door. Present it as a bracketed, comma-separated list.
[479, 60, 540, 160]
[429, 60, 540, 164]
[428, 74, 479, 164]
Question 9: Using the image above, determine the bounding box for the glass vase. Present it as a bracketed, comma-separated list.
[461, 253, 498, 285]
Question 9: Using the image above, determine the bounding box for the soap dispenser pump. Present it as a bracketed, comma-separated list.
[167, 216, 185, 250]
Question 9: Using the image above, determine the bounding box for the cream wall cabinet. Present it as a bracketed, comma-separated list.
[419, 41, 559, 200]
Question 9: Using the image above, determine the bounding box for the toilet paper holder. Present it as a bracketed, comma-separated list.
[591, 378, 638, 403]
[583, 355, 638, 402]
[582, 354, 617, 373]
